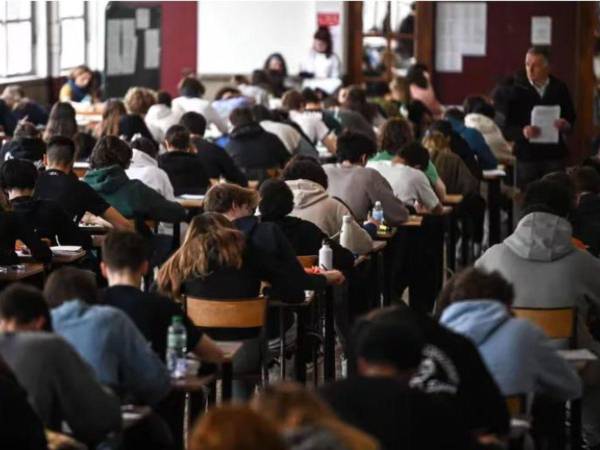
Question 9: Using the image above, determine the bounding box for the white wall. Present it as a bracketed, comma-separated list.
[197, 1, 346, 75]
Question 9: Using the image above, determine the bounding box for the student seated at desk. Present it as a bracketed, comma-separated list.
[319, 319, 469, 450]
[0, 284, 121, 444]
[35, 136, 133, 230]
[172, 76, 228, 135]
[158, 125, 210, 196]
[438, 267, 581, 400]
[282, 156, 374, 255]
[0, 159, 92, 249]
[569, 167, 600, 257]
[0, 203, 51, 265]
[225, 107, 290, 181]
[0, 124, 46, 169]
[145, 91, 181, 143]
[368, 142, 442, 214]
[372, 117, 447, 202]
[42, 102, 78, 142]
[45, 267, 171, 406]
[323, 131, 409, 226]
[98, 99, 154, 142]
[1, 85, 48, 127]
[101, 230, 224, 363]
[126, 135, 175, 200]
[338, 85, 384, 139]
[59, 65, 96, 104]
[179, 111, 248, 187]
[83, 136, 186, 224]
[258, 178, 354, 271]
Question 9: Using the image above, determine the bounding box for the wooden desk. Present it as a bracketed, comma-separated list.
[402, 215, 424, 227]
[443, 194, 463, 205]
[376, 227, 397, 240]
[248, 180, 259, 190]
[19, 250, 86, 265]
[171, 374, 216, 393]
[354, 240, 387, 268]
[175, 196, 205, 209]
[0, 263, 44, 282]
[73, 161, 90, 179]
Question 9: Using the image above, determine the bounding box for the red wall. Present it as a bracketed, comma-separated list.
[432, 2, 577, 105]
[160, 1, 197, 95]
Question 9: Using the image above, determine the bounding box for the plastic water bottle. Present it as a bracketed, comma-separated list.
[340, 214, 353, 250]
[318, 240, 333, 270]
[166, 316, 187, 378]
[372, 201, 384, 223]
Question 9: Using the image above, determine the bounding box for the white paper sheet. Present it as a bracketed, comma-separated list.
[531, 16, 552, 45]
[530, 105, 560, 144]
[135, 8, 150, 30]
[144, 29, 160, 69]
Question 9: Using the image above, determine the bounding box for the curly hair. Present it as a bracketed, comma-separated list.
[89, 135, 132, 169]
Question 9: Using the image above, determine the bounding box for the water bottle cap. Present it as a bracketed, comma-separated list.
[342, 214, 352, 223]
[375, 201, 382, 207]
[172, 316, 183, 324]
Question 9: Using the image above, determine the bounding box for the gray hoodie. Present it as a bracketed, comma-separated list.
[476, 212, 600, 353]
[286, 179, 373, 255]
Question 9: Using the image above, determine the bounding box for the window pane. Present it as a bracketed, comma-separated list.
[6, 1, 31, 21]
[0, 24, 6, 77]
[59, 2, 84, 19]
[0, 3, 6, 22]
[6, 21, 31, 74]
[60, 18, 85, 69]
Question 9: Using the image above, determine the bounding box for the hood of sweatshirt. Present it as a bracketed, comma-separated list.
[83, 165, 129, 195]
[230, 122, 264, 139]
[465, 113, 498, 134]
[504, 211, 574, 262]
[286, 179, 329, 209]
[440, 300, 510, 346]
[129, 149, 158, 169]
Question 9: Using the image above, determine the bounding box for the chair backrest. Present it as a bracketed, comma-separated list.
[505, 394, 527, 417]
[184, 296, 267, 329]
[512, 307, 576, 343]
[297, 255, 318, 268]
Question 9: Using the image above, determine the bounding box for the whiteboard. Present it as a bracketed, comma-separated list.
[198, 1, 324, 75]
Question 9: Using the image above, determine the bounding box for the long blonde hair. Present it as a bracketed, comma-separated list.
[422, 130, 451, 155]
[99, 99, 127, 138]
[251, 382, 380, 450]
[157, 213, 245, 298]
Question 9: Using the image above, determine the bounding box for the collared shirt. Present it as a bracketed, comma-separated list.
[529, 77, 550, 98]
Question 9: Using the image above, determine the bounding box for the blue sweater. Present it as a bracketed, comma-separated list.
[440, 300, 581, 400]
[51, 300, 171, 406]
[448, 117, 498, 170]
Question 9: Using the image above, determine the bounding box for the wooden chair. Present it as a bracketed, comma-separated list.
[512, 307, 577, 347]
[505, 394, 531, 450]
[297, 255, 317, 269]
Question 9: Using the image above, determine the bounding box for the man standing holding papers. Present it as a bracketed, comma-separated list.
[497, 46, 575, 188]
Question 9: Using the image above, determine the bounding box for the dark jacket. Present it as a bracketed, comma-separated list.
[157, 151, 210, 196]
[0, 99, 16, 136]
[0, 357, 47, 450]
[0, 209, 51, 265]
[320, 377, 470, 450]
[192, 137, 248, 186]
[447, 117, 498, 170]
[83, 165, 186, 223]
[448, 129, 483, 179]
[572, 193, 600, 257]
[0, 137, 46, 167]
[431, 150, 479, 195]
[497, 73, 575, 162]
[13, 101, 48, 126]
[263, 216, 355, 272]
[10, 196, 92, 249]
[119, 114, 154, 142]
[225, 123, 289, 180]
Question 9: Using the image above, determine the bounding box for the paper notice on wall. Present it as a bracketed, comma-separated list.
[106, 19, 137, 75]
[144, 29, 160, 69]
[435, 2, 487, 73]
[136, 8, 150, 30]
[531, 16, 552, 45]
[106, 20, 123, 75]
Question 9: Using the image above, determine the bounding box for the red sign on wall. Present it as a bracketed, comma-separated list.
[317, 12, 340, 27]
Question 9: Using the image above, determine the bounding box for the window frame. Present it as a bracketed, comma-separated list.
[0, 1, 36, 78]
[58, 1, 88, 71]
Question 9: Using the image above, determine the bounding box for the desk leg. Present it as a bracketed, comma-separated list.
[222, 362, 233, 402]
[279, 307, 286, 380]
[183, 392, 190, 450]
[324, 287, 335, 381]
[570, 399, 583, 450]
[447, 212, 457, 273]
[488, 178, 502, 245]
[294, 307, 307, 384]
[376, 251, 388, 307]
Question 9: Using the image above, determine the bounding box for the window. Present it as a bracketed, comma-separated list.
[59, 2, 86, 70]
[0, 1, 34, 77]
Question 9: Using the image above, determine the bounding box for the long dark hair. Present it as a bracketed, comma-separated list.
[43, 102, 77, 141]
[263, 53, 288, 77]
[314, 26, 333, 57]
[342, 85, 377, 123]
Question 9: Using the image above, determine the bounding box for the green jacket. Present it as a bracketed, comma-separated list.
[84, 165, 186, 222]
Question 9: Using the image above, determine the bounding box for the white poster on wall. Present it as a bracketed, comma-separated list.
[435, 2, 487, 73]
[531, 17, 552, 45]
[106, 19, 137, 75]
[144, 29, 160, 69]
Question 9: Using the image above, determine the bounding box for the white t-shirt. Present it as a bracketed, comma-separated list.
[367, 160, 439, 210]
[300, 49, 341, 79]
[289, 110, 330, 145]
[259, 120, 301, 153]
[171, 96, 228, 134]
